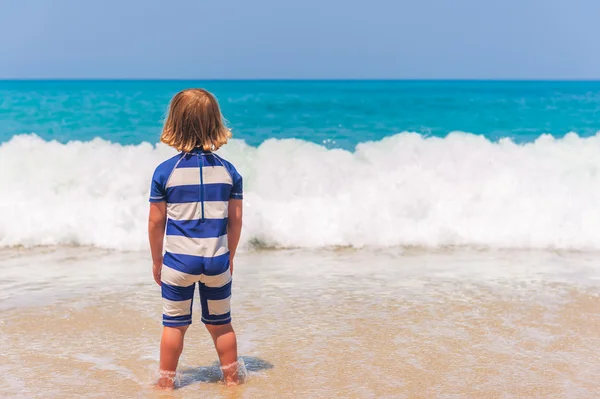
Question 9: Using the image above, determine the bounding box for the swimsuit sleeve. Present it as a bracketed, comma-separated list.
[230, 168, 243, 200]
[149, 154, 183, 203]
[149, 165, 167, 202]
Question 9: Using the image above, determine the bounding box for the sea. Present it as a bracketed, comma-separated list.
[1, 80, 600, 398]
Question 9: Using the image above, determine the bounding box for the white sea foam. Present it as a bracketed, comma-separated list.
[1, 132, 600, 251]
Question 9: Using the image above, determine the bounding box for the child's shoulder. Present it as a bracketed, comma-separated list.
[212, 153, 242, 193]
[152, 153, 184, 179]
[212, 153, 241, 176]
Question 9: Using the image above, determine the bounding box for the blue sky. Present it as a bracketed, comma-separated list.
[1, 0, 599, 79]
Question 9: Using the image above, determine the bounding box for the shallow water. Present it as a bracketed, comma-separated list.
[1, 248, 600, 398]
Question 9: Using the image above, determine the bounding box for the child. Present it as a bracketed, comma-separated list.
[148, 89, 244, 389]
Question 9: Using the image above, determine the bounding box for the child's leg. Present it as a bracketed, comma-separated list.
[158, 325, 188, 389]
[198, 263, 238, 384]
[160, 326, 189, 371]
[159, 263, 199, 388]
[205, 323, 238, 384]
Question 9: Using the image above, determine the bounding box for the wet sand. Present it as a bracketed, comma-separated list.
[1, 248, 600, 398]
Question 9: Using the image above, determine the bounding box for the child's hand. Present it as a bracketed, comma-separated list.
[229, 258, 234, 276]
[153, 263, 162, 286]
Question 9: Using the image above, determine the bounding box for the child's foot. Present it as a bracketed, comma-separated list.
[221, 359, 248, 386]
[156, 370, 177, 390]
[221, 361, 239, 386]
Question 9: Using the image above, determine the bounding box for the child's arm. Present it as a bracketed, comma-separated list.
[148, 201, 167, 285]
[227, 199, 243, 275]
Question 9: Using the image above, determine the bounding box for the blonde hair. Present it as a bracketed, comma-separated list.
[161, 88, 231, 152]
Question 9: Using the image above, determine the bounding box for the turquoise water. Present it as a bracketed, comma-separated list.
[3, 80, 600, 250]
[2, 80, 600, 149]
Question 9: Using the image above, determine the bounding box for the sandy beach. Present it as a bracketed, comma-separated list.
[1, 247, 599, 398]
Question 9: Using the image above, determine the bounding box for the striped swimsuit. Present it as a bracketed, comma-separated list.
[149, 148, 243, 326]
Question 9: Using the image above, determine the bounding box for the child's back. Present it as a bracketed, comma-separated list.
[148, 89, 244, 389]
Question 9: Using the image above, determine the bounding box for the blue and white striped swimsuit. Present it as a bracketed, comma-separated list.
[149, 148, 243, 326]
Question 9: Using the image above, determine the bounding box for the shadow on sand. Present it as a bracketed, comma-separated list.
[177, 356, 273, 387]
